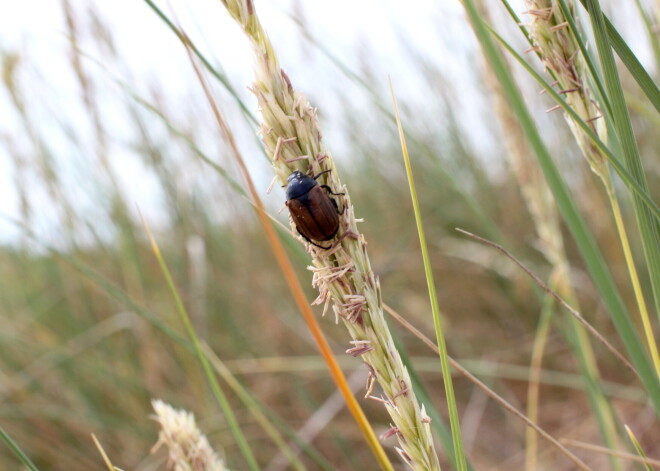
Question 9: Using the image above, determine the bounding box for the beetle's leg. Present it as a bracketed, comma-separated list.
[320, 185, 345, 197]
[319, 182, 345, 214]
[328, 196, 346, 215]
[296, 227, 332, 250]
[329, 230, 360, 249]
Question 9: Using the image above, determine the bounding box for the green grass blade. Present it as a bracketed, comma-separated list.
[390, 81, 468, 471]
[461, 0, 660, 415]
[142, 219, 261, 471]
[204, 348, 310, 471]
[392, 329, 475, 471]
[625, 425, 653, 471]
[583, 0, 660, 324]
[5, 217, 322, 471]
[141, 0, 259, 126]
[0, 426, 40, 471]
[632, 0, 660, 68]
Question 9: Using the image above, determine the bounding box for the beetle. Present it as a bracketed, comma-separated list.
[285, 169, 344, 249]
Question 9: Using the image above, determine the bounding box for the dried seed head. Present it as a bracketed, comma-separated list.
[525, 0, 609, 179]
[220, 0, 442, 468]
[151, 399, 228, 471]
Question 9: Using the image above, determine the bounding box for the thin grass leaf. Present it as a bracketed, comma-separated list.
[142, 217, 261, 471]
[461, 0, 660, 415]
[457, 229, 636, 376]
[607, 189, 660, 375]
[632, 0, 660, 67]
[141, 0, 258, 127]
[0, 425, 40, 471]
[203, 346, 310, 471]
[562, 438, 660, 468]
[624, 425, 653, 471]
[390, 81, 468, 471]
[391, 329, 475, 471]
[583, 0, 660, 325]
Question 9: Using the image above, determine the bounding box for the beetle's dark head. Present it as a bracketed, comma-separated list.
[286, 170, 317, 200]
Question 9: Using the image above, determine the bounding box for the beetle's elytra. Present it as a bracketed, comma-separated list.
[285, 170, 343, 249]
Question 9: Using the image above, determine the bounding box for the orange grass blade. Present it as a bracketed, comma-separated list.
[180, 34, 395, 471]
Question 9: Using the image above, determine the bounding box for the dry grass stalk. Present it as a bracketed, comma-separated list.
[151, 399, 229, 471]
[218, 0, 441, 469]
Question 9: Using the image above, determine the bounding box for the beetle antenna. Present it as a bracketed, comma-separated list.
[313, 169, 332, 180]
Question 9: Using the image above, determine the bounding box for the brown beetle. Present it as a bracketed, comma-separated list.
[285, 170, 343, 249]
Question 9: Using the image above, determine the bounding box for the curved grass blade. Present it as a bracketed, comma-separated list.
[624, 425, 653, 471]
[141, 0, 259, 127]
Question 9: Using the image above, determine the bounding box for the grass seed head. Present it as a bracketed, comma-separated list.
[526, 0, 609, 179]
[220, 0, 442, 468]
[151, 399, 228, 471]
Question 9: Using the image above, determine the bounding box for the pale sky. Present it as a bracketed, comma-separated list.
[0, 0, 652, 246]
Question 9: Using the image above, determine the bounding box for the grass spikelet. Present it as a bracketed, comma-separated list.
[525, 0, 607, 178]
[151, 399, 229, 471]
[218, 0, 442, 469]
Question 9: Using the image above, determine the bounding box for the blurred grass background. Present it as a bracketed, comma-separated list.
[0, 0, 659, 469]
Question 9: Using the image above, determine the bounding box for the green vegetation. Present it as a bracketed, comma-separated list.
[1, 0, 658, 469]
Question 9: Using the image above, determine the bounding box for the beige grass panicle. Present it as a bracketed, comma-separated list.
[525, 0, 609, 180]
[219, 0, 441, 469]
[151, 399, 229, 471]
